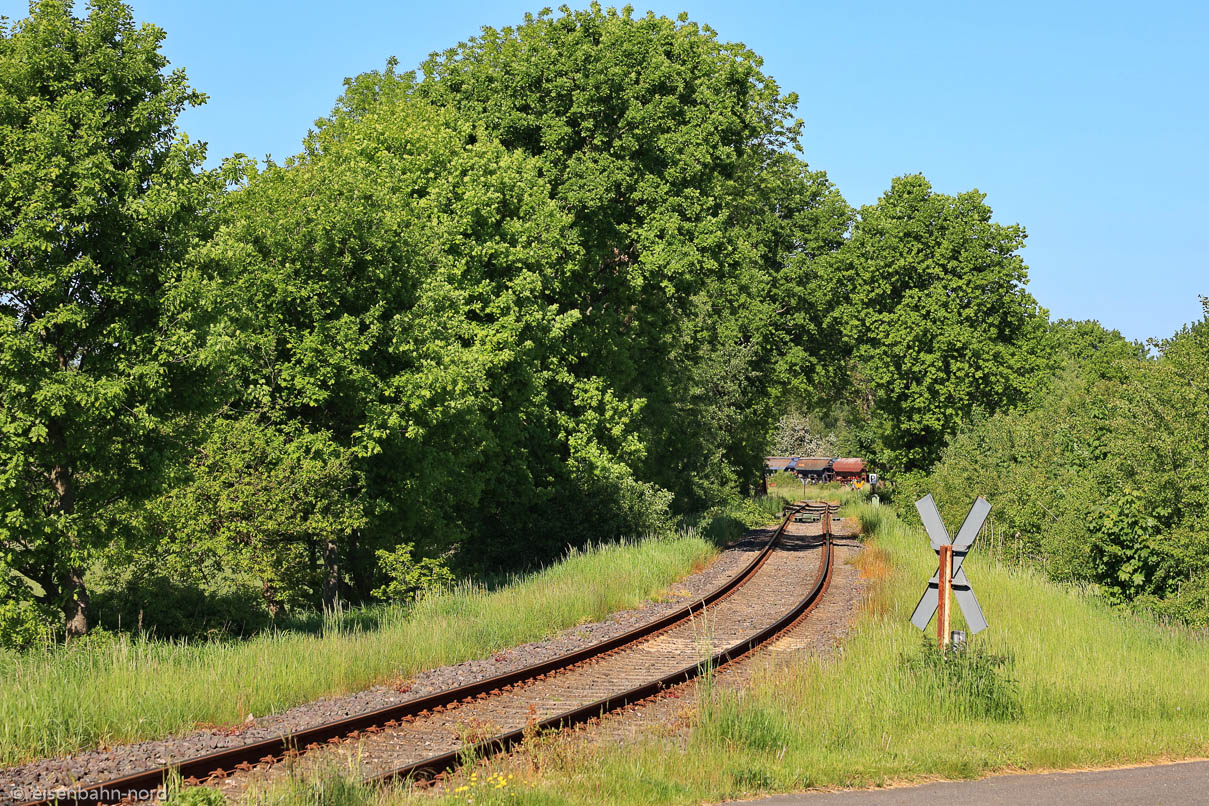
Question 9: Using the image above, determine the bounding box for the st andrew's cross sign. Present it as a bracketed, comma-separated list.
[910, 494, 990, 636]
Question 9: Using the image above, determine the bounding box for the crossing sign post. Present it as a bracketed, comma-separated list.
[910, 494, 990, 647]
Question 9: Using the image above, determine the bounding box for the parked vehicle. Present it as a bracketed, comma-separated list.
[764, 455, 869, 486]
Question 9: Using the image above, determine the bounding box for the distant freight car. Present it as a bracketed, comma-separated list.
[764, 456, 798, 475]
[795, 457, 835, 482]
[832, 457, 866, 483]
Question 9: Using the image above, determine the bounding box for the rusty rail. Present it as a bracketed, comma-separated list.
[370, 501, 838, 785]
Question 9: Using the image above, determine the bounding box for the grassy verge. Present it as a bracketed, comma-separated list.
[277, 496, 1209, 806]
[1, 533, 731, 766]
[0, 489, 795, 768]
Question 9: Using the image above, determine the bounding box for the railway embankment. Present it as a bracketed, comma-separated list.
[363, 499, 1209, 806]
[0, 501, 792, 800]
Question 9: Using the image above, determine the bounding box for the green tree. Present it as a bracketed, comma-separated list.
[1049, 318, 1146, 369]
[0, 0, 211, 637]
[185, 82, 601, 584]
[825, 174, 1048, 471]
[758, 153, 853, 406]
[371, 542, 454, 604]
[923, 302, 1209, 622]
[415, 5, 842, 509]
[145, 417, 365, 616]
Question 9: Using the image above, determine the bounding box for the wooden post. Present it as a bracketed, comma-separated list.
[938, 544, 953, 649]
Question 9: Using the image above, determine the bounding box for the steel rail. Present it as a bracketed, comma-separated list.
[370, 502, 838, 785]
[19, 502, 826, 806]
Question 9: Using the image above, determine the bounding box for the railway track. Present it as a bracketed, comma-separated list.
[17, 501, 839, 805]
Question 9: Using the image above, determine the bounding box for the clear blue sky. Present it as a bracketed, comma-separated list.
[6, 1, 1206, 342]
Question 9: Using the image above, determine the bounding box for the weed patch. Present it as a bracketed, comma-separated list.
[697, 691, 792, 754]
[901, 639, 1022, 721]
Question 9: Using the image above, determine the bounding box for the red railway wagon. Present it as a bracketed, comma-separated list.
[832, 457, 866, 483]
[764, 456, 796, 474]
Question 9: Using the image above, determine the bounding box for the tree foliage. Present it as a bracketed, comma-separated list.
[922, 307, 1209, 622]
[768, 412, 837, 457]
[0, 1, 1094, 643]
[414, 5, 849, 507]
[181, 91, 592, 586]
[371, 543, 454, 604]
[166, 2, 850, 607]
[821, 175, 1048, 471]
[146, 418, 365, 615]
[0, 0, 212, 637]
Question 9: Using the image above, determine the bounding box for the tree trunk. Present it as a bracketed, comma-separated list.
[63, 568, 90, 640]
[349, 535, 375, 600]
[261, 580, 284, 618]
[49, 418, 89, 639]
[323, 539, 340, 611]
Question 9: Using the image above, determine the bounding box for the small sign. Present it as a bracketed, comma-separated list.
[910, 494, 990, 635]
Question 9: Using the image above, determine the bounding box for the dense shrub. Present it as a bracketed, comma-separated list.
[921, 309, 1209, 623]
[0, 596, 51, 650]
[371, 544, 455, 604]
[92, 576, 270, 639]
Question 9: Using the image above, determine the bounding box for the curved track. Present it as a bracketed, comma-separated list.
[18, 501, 837, 805]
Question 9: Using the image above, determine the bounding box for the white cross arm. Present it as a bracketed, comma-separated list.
[916, 494, 950, 549]
[952, 568, 988, 633]
[953, 497, 991, 550]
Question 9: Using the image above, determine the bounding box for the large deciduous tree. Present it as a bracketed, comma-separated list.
[183, 83, 606, 585]
[414, 5, 845, 509]
[824, 174, 1048, 471]
[0, 0, 210, 637]
[187, 4, 852, 588]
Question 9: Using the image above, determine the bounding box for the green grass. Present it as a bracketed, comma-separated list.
[0, 533, 722, 766]
[765, 474, 864, 504]
[348, 498, 1209, 806]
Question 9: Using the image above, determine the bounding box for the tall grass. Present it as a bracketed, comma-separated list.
[0, 534, 716, 766]
[378, 499, 1209, 806]
[765, 475, 866, 506]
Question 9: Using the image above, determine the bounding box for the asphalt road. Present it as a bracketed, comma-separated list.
[736, 760, 1209, 805]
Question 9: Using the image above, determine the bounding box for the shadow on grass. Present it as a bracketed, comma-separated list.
[93, 578, 407, 641]
[90, 491, 794, 644]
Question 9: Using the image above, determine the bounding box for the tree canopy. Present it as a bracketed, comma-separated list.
[413, 5, 846, 507]
[921, 306, 1209, 622]
[0, 0, 212, 637]
[5, 1, 1160, 643]
[820, 175, 1049, 471]
[164, 3, 853, 609]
